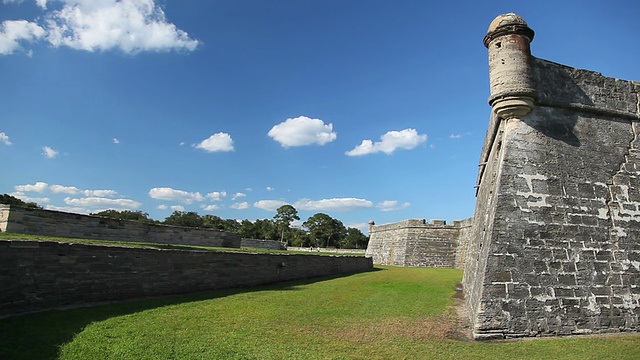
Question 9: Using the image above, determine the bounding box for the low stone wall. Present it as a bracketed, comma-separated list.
[287, 247, 366, 255]
[241, 238, 286, 250]
[0, 239, 373, 318]
[365, 218, 472, 268]
[0, 205, 241, 248]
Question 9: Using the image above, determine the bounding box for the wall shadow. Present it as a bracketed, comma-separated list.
[0, 269, 378, 360]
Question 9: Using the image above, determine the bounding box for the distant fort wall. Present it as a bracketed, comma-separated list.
[365, 218, 472, 269]
[240, 238, 287, 250]
[0, 205, 241, 248]
[0, 239, 373, 318]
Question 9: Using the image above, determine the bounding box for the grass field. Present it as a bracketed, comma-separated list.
[1, 266, 639, 359]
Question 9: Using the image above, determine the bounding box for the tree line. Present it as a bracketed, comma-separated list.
[1, 194, 369, 249]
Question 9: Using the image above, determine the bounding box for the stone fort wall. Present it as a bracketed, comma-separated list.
[0, 205, 241, 248]
[0, 239, 373, 318]
[365, 218, 472, 269]
[463, 13, 640, 339]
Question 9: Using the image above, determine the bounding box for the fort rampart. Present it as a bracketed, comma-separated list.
[365, 218, 472, 268]
[463, 13, 640, 339]
[0, 205, 241, 248]
[0, 239, 373, 318]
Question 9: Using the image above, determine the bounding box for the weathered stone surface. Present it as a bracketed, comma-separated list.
[240, 238, 287, 250]
[0, 239, 373, 318]
[365, 218, 472, 268]
[1, 205, 241, 248]
[464, 13, 640, 339]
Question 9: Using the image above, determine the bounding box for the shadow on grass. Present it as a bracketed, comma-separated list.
[0, 269, 380, 360]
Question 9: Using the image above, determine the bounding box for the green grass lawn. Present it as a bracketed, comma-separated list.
[0, 233, 361, 256]
[1, 266, 638, 359]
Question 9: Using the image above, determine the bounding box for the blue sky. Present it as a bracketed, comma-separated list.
[1, 0, 639, 233]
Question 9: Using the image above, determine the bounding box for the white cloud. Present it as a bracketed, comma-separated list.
[231, 192, 246, 200]
[346, 128, 427, 156]
[376, 200, 411, 212]
[0, 132, 12, 145]
[294, 198, 373, 212]
[42, 146, 59, 158]
[206, 191, 227, 201]
[201, 204, 219, 211]
[84, 189, 118, 197]
[450, 132, 471, 139]
[266, 186, 274, 191]
[9, 191, 50, 204]
[195, 132, 234, 152]
[156, 204, 167, 210]
[15, 181, 49, 193]
[64, 196, 141, 210]
[1, 0, 198, 55]
[15, 182, 118, 197]
[268, 116, 337, 148]
[148, 187, 204, 204]
[170, 205, 184, 211]
[113, 137, 120, 144]
[44, 0, 199, 54]
[0, 19, 46, 55]
[50, 184, 82, 194]
[230, 202, 249, 210]
[253, 199, 287, 211]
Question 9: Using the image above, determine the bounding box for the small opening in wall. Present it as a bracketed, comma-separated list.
[495, 42, 501, 48]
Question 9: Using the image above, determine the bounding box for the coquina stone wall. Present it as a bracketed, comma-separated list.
[464, 13, 640, 339]
[0, 239, 373, 318]
[240, 238, 287, 250]
[0, 205, 241, 248]
[366, 218, 472, 269]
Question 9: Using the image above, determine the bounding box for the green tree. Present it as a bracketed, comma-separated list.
[92, 209, 154, 222]
[273, 205, 300, 244]
[0, 194, 42, 209]
[238, 219, 278, 240]
[303, 213, 347, 248]
[342, 227, 369, 249]
[163, 211, 204, 228]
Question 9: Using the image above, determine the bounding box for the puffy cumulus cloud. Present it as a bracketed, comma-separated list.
[194, 132, 234, 152]
[231, 192, 246, 200]
[15, 182, 119, 197]
[0, 132, 12, 145]
[170, 205, 184, 211]
[376, 200, 411, 212]
[1, 0, 198, 55]
[253, 199, 288, 211]
[294, 198, 373, 212]
[206, 191, 227, 201]
[63, 196, 141, 210]
[0, 19, 46, 55]
[50, 184, 82, 194]
[346, 128, 427, 156]
[156, 204, 167, 210]
[148, 187, 204, 204]
[268, 116, 337, 148]
[15, 181, 49, 193]
[230, 202, 249, 210]
[201, 204, 219, 211]
[85, 189, 118, 197]
[44, 0, 199, 54]
[42, 146, 59, 158]
[112, 137, 120, 144]
[9, 191, 50, 204]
